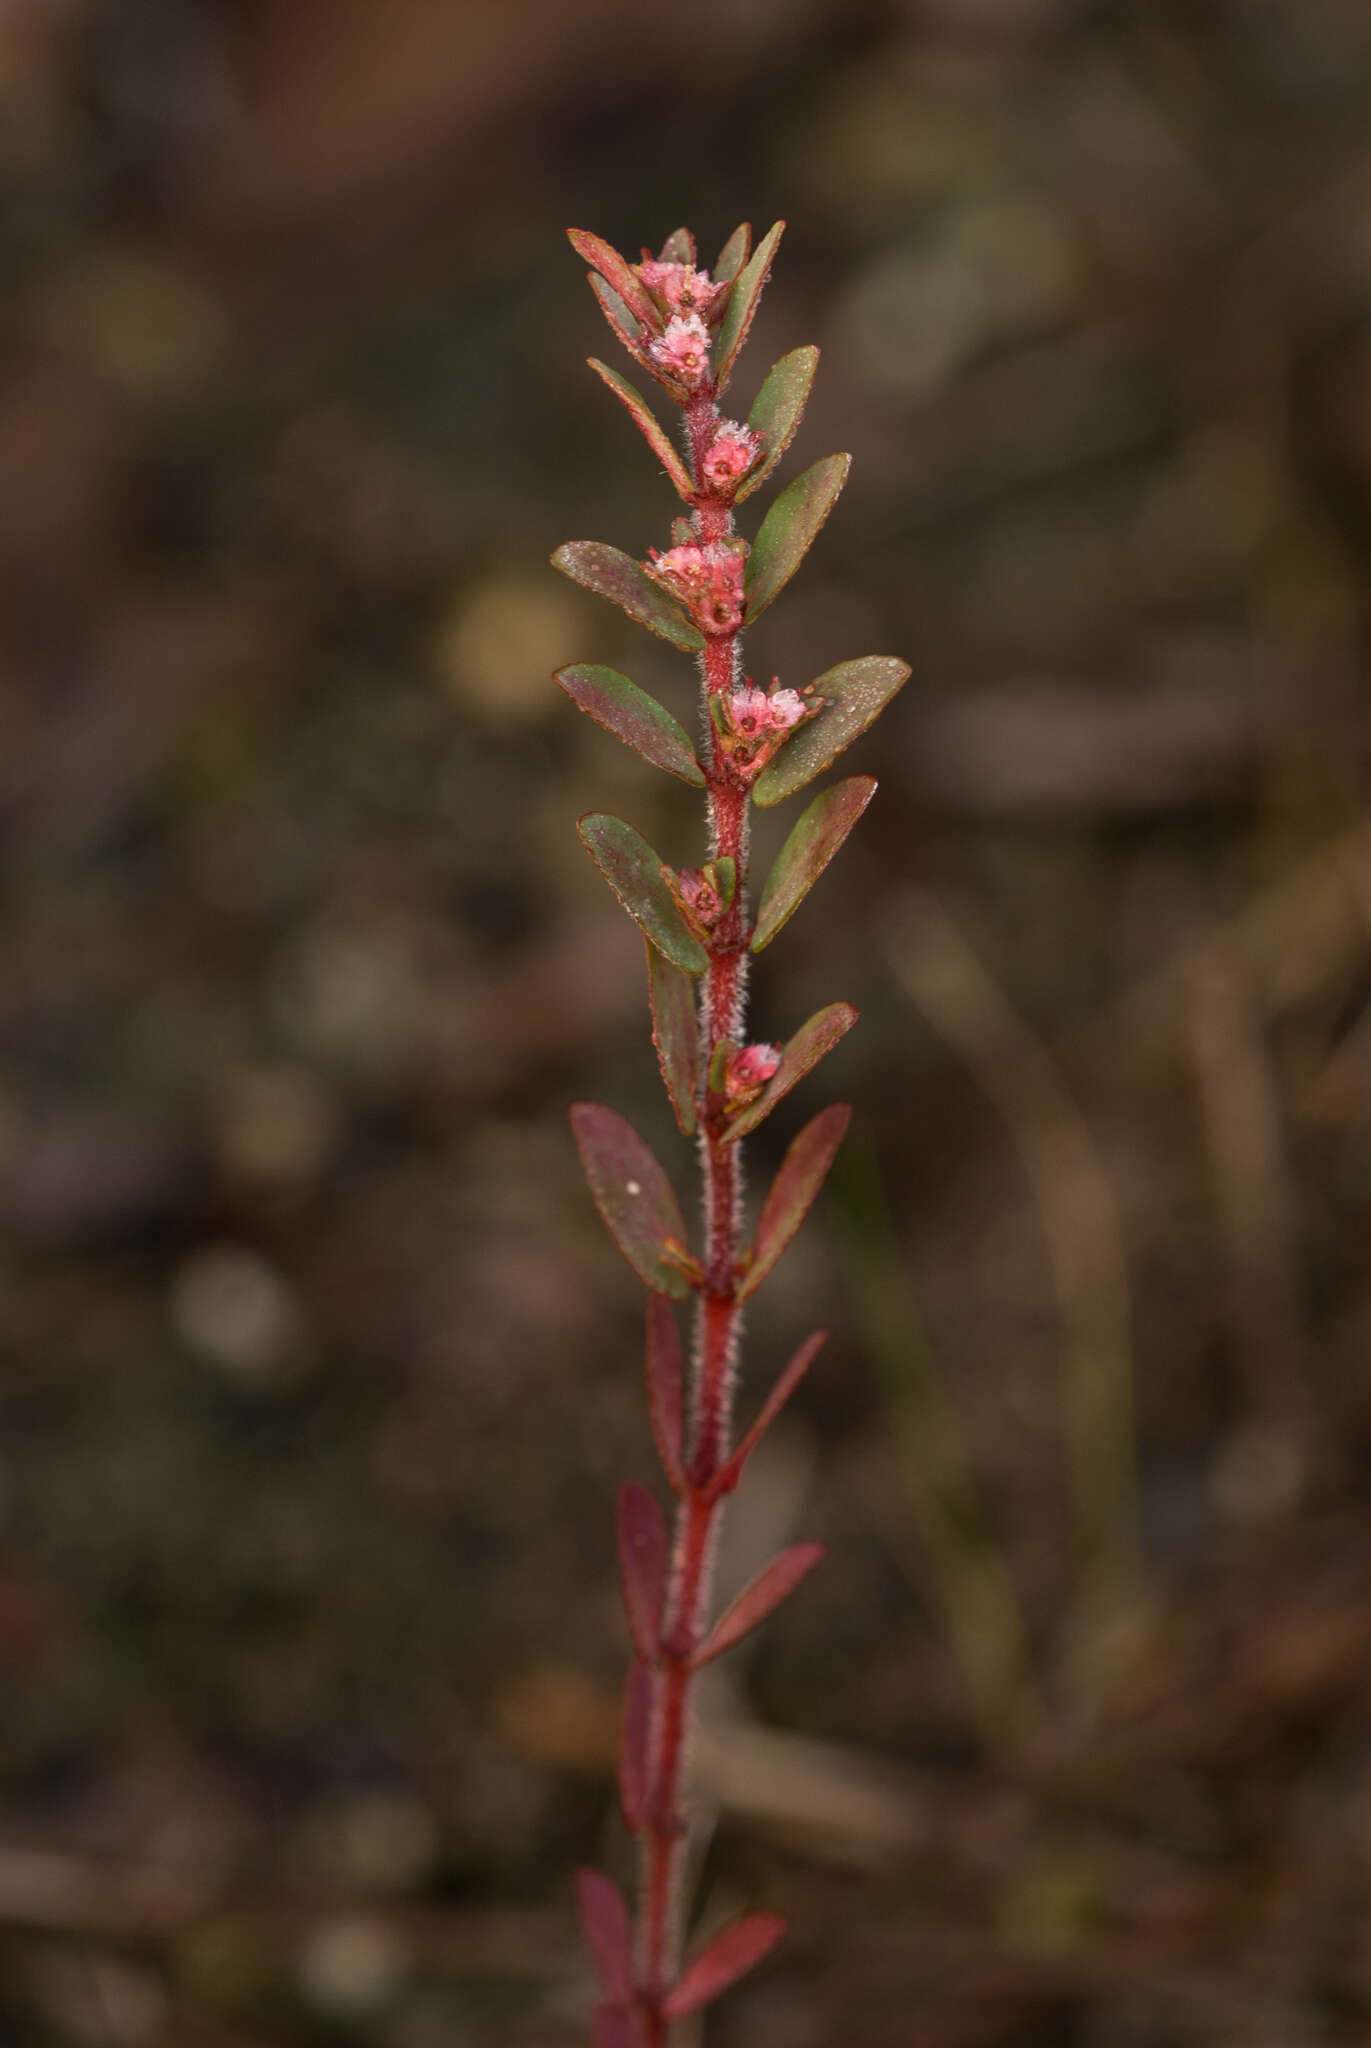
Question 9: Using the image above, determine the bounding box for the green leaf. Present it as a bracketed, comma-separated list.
[570, 1103, 695, 1298]
[647, 939, 700, 1134]
[579, 814, 709, 974]
[552, 541, 705, 652]
[725, 1001, 858, 1141]
[752, 776, 876, 952]
[753, 656, 910, 807]
[739, 346, 819, 500]
[744, 453, 850, 621]
[555, 664, 704, 786]
[714, 220, 784, 392]
[713, 223, 751, 286]
[670, 515, 694, 547]
[658, 226, 694, 265]
[738, 1106, 851, 1302]
[589, 275, 644, 356]
[588, 359, 694, 499]
[568, 229, 660, 330]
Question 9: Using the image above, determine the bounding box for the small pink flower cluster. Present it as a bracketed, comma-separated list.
[724, 1042, 781, 1104]
[646, 314, 712, 390]
[675, 864, 725, 934]
[713, 680, 814, 783]
[645, 538, 746, 635]
[701, 419, 763, 492]
[636, 259, 728, 324]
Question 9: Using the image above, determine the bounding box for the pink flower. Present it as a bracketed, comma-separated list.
[676, 865, 723, 933]
[637, 261, 728, 323]
[647, 314, 712, 389]
[646, 539, 745, 635]
[701, 420, 762, 492]
[712, 678, 821, 782]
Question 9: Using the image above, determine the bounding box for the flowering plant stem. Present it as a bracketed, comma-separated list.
[555, 223, 908, 2046]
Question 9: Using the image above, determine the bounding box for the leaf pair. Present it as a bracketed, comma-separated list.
[579, 1865, 786, 2035]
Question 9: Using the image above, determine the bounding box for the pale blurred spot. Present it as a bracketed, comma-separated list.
[494, 1660, 617, 1771]
[297, 1915, 407, 2016]
[271, 923, 424, 1073]
[434, 572, 581, 723]
[297, 1790, 438, 1892]
[213, 1064, 336, 1190]
[35, 247, 226, 401]
[168, 1242, 306, 1381]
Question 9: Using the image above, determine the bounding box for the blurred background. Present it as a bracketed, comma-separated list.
[5, 0, 1371, 2041]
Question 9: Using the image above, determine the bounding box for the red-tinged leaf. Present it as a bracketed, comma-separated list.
[691, 1546, 825, 1670]
[552, 542, 705, 653]
[571, 1102, 695, 1298]
[662, 1912, 787, 2020]
[557, 665, 704, 788]
[724, 1002, 858, 1141]
[714, 220, 784, 392]
[593, 2003, 639, 2048]
[647, 940, 699, 1135]
[752, 776, 876, 953]
[739, 346, 819, 501]
[753, 655, 910, 807]
[744, 453, 850, 621]
[578, 814, 708, 976]
[658, 226, 695, 265]
[645, 1296, 684, 1491]
[568, 229, 661, 331]
[590, 274, 646, 359]
[618, 1660, 654, 1830]
[587, 360, 694, 500]
[713, 222, 751, 286]
[576, 1870, 633, 2005]
[739, 1105, 851, 1304]
[709, 1332, 828, 1499]
[670, 515, 694, 547]
[618, 1482, 668, 1662]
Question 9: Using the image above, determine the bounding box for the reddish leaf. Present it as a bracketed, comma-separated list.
[645, 1296, 685, 1493]
[552, 542, 705, 653]
[576, 1870, 633, 2005]
[587, 360, 694, 500]
[714, 220, 784, 392]
[593, 2004, 639, 2048]
[568, 229, 661, 330]
[739, 1105, 851, 1304]
[646, 940, 700, 1136]
[752, 777, 876, 953]
[570, 1103, 695, 1299]
[739, 346, 819, 501]
[658, 226, 695, 265]
[724, 1001, 858, 1141]
[753, 656, 911, 808]
[618, 1482, 668, 1662]
[618, 1661, 654, 1831]
[691, 1545, 825, 1669]
[708, 1332, 827, 1500]
[713, 222, 751, 286]
[557, 665, 704, 787]
[661, 1913, 787, 2019]
[590, 274, 646, 359]
[578, 814, 708, 976]
[744, 453, 850, 621]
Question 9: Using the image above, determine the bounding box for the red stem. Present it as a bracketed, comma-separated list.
[635, 385, 753, 2042]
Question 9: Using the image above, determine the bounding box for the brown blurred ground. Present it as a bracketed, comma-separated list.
[5, 1, 1371, 2042]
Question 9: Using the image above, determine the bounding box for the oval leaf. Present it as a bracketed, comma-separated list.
[752, 777, 876, 953]
[715, 220, 784, 392]
[709, 1331, 828, 1500]
[662, 1912, 787, 2021]
[713, 222, 751, 287]
[579, 814, 708, 975]
[744, 453, 850, 621]
[754, 656, 910, 808]
[647, 940, 700, 1133]
[739, 1105, 851, 1303]
[590, 274, 646, 358]
[557, 665, 704, 787]
[658, 226, 695, 265]
[576, 1870, 633, 2005]
[739, 346, 819, 500]
[691, 1544, 825, 1669]
[619, 1661, 654, 1831]
[570, 1102, 695, 1298]
[645, 1296, 684, 1492]
[725, 1001, 858, 1141]
[553, 542, 705, 653]
[588, 360, 694, 499]
[618, 1482, 668, 1662]
[568, 229, 661, 331]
